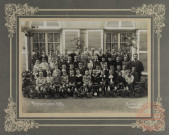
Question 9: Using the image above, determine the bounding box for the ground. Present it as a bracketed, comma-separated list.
[22, 96, 148, 113]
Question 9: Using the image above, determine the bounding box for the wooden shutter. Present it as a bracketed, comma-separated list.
[87, 30, 103, 52]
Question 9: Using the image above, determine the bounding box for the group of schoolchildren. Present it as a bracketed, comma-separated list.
[31, 47, 142, 98]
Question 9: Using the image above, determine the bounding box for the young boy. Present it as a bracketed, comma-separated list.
[107, 57, 114, 69]
[83, 70, 92, 93]
[92, 69, 101, 96]
[115, 56, 122, 70]
[75, 69, 83, 96]
[78, 62, 85, 75]
[125, 70, 134, 90]
[73, 55, 79, 69]
[116, 72, 126, 90]
[107, 70, 117, 95]
[96, 64, 102, 76]
[36, 71, 46, 92]
[100, 57, 107, 70]
[100, 70, 108, 94]
[61, 64, 67, 75]
[68, 64, 75, 76]
[116, 65, 122, 75]
[93, 55, 100, 69]
[68, 70, 76, 96]
[40, 51, 48, 63]
[46, 70, 54, 96]
[131, 66, 139, 83]
[60, 71, 69, 98]
[121, 65, 128, 78]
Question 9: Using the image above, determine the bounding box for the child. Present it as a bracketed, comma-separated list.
[107, 57, 114, 69]
[53, 69, 62, 95]
[36, 71, 46, 92]
[122, 56, 130, 69]
[68, 64, 75, 76]
[116, 65, 122, 75]
[92, 69, 101, 96]
[61, 64, 67, 75]
[121, 65, 128, 78]
[131, 66, 139, 83]
[48, 50, 54, 63]
[75, 69, 83, 96]
[40, 58, 49, 77]
[107, 70, 117, 95]
[58, 54, 66, 70]
[83, 70, 92, 93]
[125, 70, 134, 90]
[102, 63, 109, 76]
[78, 62, 85, 75]
[96, 64, 102, 76]
[100, 57, 107, 70]
[88, 64, 93, 75]
[39, 51, 48, 63]
[33, 68, 39, 80]
[49, 59, 56, 74]
[46, 70, 54, 95]
[116, 72, 126, 89]
[73, 55, 79, 69]
[115, 56, 122, 70]
[100, 70, 108, 94]
[93, 55, 100, 69]
[33, 60, 40, 73]
[60, 71, 69, 98]
[66, 56, 73, 69]
[68, 70, 76, 96]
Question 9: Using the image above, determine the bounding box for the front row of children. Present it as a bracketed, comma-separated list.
[34, 65, 137, 98]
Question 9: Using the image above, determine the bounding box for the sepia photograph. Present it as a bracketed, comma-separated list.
[19, 18, 151, 117]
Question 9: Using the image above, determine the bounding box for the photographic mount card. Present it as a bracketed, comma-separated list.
[2, 2, 166, 133]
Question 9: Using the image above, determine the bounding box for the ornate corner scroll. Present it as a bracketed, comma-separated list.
[132, 4, 166, 38]
[131, 101, 165, 132]
[4, 98, 39, 132]
[5, 3, 39, 38]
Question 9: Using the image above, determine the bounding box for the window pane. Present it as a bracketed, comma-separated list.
[48, 43, 54, 52]
[120, 33, 127, 42]
[39, 43, 45, 54]
[106, 43, 111, 51]
[139, 53, 147, 72]
[54, 43, 60, 54]
[139, 32, 147, 51]
[112, 43, 118, 51]
[33, 33, 38, 42]
[39, 33, 45, 42]
[106, 33, 111, 42]
[54, 33, 60, 42]
[33, 43, 39, 51]
[112, 33, 118, 42]
[47, 33, 53, 42]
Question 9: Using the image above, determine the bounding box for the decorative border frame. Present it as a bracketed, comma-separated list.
[4, 3, 165, 132]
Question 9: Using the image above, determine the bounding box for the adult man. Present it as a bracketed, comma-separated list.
[129, 54, 144, 82]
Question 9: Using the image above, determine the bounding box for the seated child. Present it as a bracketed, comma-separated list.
[61, 64, 67, 75]
[78, 62, 85, 75]
[83, 70, 92, 93]
[116, 65, 122, 75]
[125, 70, 134, 90]
[96, 64, 102, 76]
[102, 63, 109, 76]
[107, 70, 117, 95]
[107, 57, 114, 69]
[49, 59, 56, 74]
[46, 70, 54, 95]
[92, 69, 101, 96]
[75, 69, 83, 90]
[100, 70, 108, 94]
[121, 65, 128, 78]
[122, 56, 130, 69]
[131, 66, 139, 83]
[68, 70, 76, 96]
[88, 64, 93, 75]
[116, 72, 126, 89]
[36, 71, 46, 92]
[60, 71, 69, 97]
[68, 64, 75, 76]
[93, 55, 100, 69]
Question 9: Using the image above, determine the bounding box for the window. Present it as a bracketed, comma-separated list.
[105, 32, 132, 53]
[32, 32, 60, 55]
[137, 30, 148, 75]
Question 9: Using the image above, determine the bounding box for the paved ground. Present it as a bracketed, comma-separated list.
[22, 96, 148, 113]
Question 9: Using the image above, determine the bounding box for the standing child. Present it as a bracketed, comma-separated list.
[68, 70, 76, 96]
[83, 70, 92, 94]
[75, 69, 83, 97]
[36, 72, 46, 96]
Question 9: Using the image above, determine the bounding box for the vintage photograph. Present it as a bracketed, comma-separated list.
[19, 18, 151, 117]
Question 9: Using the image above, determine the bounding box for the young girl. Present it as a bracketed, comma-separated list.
[33, 60, 40, 73]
